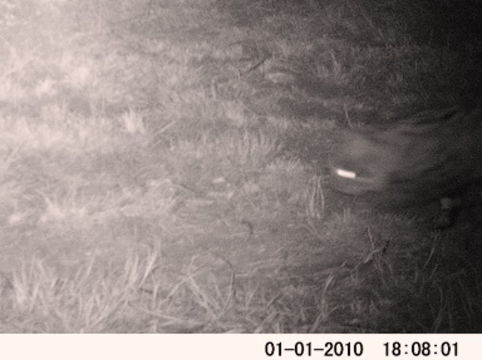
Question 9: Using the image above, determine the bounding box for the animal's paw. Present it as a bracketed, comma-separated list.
[433, 207, 458, 229]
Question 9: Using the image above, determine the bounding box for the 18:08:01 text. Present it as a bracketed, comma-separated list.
[383, 341, 458, 357]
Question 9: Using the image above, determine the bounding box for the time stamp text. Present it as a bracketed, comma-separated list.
[264, 340, 460, 359]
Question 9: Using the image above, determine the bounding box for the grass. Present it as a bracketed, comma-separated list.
[0, 0, 481, 332]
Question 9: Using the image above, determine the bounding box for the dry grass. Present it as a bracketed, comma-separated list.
[0, 0, 480, 332]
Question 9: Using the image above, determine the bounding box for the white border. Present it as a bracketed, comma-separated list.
[0, 334, 479, 360]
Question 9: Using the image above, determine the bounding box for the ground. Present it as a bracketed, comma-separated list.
[0, 0, 481, 332]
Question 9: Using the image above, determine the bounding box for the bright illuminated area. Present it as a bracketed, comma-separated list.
[336, 168, 357, 179]
[0, 0, 481, 334]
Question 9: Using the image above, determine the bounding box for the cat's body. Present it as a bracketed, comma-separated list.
[329, 103, 482, 227]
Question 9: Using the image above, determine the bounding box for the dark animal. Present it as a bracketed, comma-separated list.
[329, 104, 482, 228]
